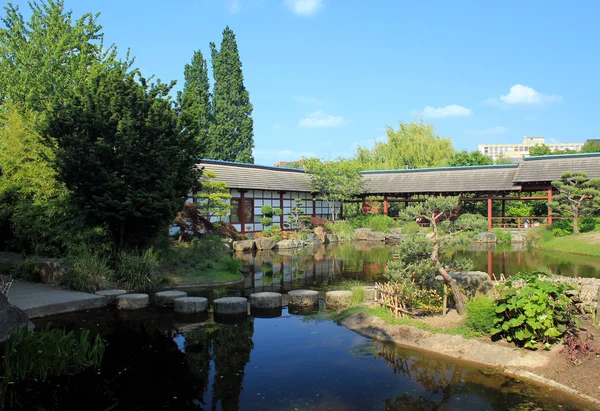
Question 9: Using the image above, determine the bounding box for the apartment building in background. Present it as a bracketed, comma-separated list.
[477, 136, 584, 161]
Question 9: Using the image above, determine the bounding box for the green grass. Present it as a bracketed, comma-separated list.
[330, 306, 479, 339]
[325, 220, 356, 240]
[536, 232, 600, 257]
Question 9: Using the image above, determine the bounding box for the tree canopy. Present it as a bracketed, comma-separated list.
[582, 140, 600, 153]
[195, 170, 232, 221]
[447, 150, 494, 167]
[550, 171, 600, 234]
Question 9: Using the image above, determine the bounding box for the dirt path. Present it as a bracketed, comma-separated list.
[340, 311, 600, 409]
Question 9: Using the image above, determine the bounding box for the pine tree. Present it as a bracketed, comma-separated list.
[209, 26, 254, 163]
[178, 50, 212, 157]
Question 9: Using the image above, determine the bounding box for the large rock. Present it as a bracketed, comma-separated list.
[37, 257, 65, 284]
[0, 293, 34, 342]
[474, 233, 497, 244]
[367, 231, 386, 242]
[385, 234, 407, 245]
[314, 226, 327, 243]
[277, 239, 303, 249]
[354, 228, 372, 241]
[233, 240, 255, 252]
[304, 234, 323, 246]
[390, 227, 404, 234]
[438, 271, 494, 299]
[255, 238, 277, 250]
[326, 234, 338, 243]
[511, 233, 527, 244]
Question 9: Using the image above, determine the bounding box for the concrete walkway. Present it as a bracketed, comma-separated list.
[8, 282, 107, 318]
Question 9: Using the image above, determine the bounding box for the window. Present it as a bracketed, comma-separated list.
[230, 198, 254, 224]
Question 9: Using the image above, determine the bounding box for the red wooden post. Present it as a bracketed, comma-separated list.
[517, 217, 521, 229]
[383, 195, 389, 216]
[547, 188, 553, 227]
[487, 194, 493, 232]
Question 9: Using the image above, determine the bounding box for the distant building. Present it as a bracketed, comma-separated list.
[478, 136, 584, 161]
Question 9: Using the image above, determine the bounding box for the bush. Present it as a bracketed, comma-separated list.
[0, 258, 39, 282]
[491, 272, 578, 349]
[309, 216, 329, 228]
[222, 257, 242, 273]
[115, 248, 160, 291]
[401, 221, 421, 235]
[351, 214, 400, 233]
[260, 217, 273, 227]
[61, 251, 113, 292]
[3, 327, 105, 382]
[325, 221, 356, 241]
[260, 205, 273, 215]
[579, 217, 596, 233]
[466, 296, 496, 335]
[552, 219, 572, 237]
[492, 229, 512, 243]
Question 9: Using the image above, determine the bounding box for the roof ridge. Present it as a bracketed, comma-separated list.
[360, 164, 518, 174]
[524, 152, 600, 161]
[198, 159, 306, 173]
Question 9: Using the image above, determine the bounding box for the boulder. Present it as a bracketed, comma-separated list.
[511, 233, 527, 244]
[326, 234, 338, 243]
[233, 240, 255, 252]
[304, 234, 323, 246]
[367, 231, 386, 242]
[314, 226, 327, 243]
[390, 227, 403, 234]
[474, 233, 497, 244]
[37, 257, 65, 285]
[384, 234, 407, 245]
[255, 238, 277, 250]
[438, 271, 494, 298]
[277, 239, 302, 249]
[0, 293, 34, 342]
[354, 228, 372, 241]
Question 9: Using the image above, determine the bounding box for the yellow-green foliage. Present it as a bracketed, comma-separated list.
[325, 221, 356, 240]
[466, 296, 496, 335]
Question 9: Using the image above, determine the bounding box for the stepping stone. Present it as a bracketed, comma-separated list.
[174, 297, 208, 314]
[95, 289, 127, 305]
[116, 294, 149, 310]
[155, 290, 188, 308]
[249, 292, 282, 309]
[288, 289, 319, 306]
[326, 290, 353, 307]
[213, 297, 248, 315]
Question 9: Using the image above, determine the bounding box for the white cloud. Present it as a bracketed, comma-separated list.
[294, 96, 323, 106]
[486, 84, 562, 105]
[299, 110, 345, 128]
[228, 0, 241, 13]
[285, 0, 323, 16]
[421, 104, 473, 119]
[467, 126, 508, 136]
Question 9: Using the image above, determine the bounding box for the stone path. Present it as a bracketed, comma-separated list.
[7, 281, 106, 318]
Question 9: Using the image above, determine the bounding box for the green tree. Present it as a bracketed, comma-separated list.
[46, 63, 200, 256]
[447, 150, 494, 167]
[550, 171, 600, 234]
[582, 140, 600, 153]
[302, 158, 363, 222]
[400, 197, 487, 315]
[178, 50, 212, 156]
[209, 26, 254, 163]
[529, 144, 552, 156]
[0, 0, 110, 116]
[195, 170, 231, 221]
[353, 120, 455, 170]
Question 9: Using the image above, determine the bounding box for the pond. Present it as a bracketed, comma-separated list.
[231, 242, 600, 297]
[2, 307, 589, 410]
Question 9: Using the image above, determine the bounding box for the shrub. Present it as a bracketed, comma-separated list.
[552, 219, 573, 237]
[491, 272, 578, 349]
[222, 257, 242, 273]
[0, 258, 39, 282]
[3, 327, 105, 382]
[61, 251, 113, 292]
[325, 221, 356, 241]
[401, 221, 421, 235]
[116, 248, 160, 291]
[260, 217, 273, 227]
[466, 296, 496, 335]
[492, 229, 512, 243]
[351, 214, 400, 233]
[309, 216, 328, 228]
[261, 205, 273, 215]
[579, 217, 596, 233]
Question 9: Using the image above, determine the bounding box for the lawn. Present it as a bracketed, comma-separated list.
[537, 232, 600, 258]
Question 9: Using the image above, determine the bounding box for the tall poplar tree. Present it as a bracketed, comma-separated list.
[209, 26, 254, 163]
[178, 50, 212, 156]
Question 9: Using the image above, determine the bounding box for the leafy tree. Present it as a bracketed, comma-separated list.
[0, 0, 111, 116]
[353, 120, 455, 170]
[46, 63, 200, 256]
[195, 170, 231, 221]
[178, 50, 212, 156]
[302, 158, 363, 222]
[528, 144, 552, 156]
[494, 153, 514, 164]
[399, 197, 487, 315]
[447, 150, 494, 167]
[209, 26, 254, 163]
[287, 198, 308, 229]
[582, 140, 600, 153]
[550, 171, 600, 234]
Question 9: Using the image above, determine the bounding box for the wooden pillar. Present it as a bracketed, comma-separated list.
[312, 197, 316, 218]
[501, 200, 506, 228]
[487, 194, 493, 232]
[547, 188, 553, 227]
[383, 195, 389, 216]
[240, 191, 246, 234]
[280, 192, 284, 230]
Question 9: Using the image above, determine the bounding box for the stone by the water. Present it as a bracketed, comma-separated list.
[96, 289, 127, 304]
[174, 297, 208, 314]
[288, 289, 319, 306]
[155, 290, 188, 307]
[0, 293, 34, 342]
[116, 293, 149, 310]
[250, 292, 282, 309]
[326, 290, 353, 307]
[213, 297, 248, 315]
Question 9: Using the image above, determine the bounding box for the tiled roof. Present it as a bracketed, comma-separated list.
[360, 165, 520, 194]
[198, 160, 313, 192]
[514, 153, 600, 183]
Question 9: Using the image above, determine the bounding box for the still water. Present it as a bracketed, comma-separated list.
[1, 307, 588, 410]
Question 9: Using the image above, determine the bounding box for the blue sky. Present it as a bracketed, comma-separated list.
[5, 0, 600, 165]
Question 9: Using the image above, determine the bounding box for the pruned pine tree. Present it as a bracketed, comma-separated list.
[550, 171, 600, 234]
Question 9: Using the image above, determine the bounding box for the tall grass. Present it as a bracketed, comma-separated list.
[325, 221, 356, 240]
[492, 229, 512, 243]
[339, 279, 366, 306]
[3, 327, 105, 382]
[116, 248, 160, 291]
[350, 214, 400, 233]
[61, 250, 113, 292]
